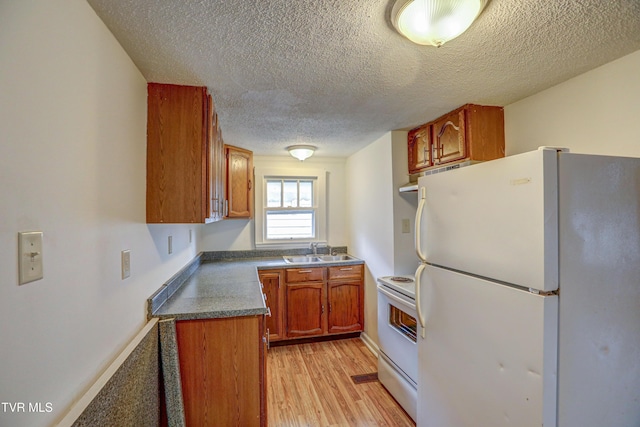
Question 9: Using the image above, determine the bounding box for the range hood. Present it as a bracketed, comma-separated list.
[398, 160, 473, 193]
[398, 181, 418, 193]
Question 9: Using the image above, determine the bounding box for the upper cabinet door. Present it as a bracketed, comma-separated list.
[408, 124, 433, 174]
[147, 83, 210, 223]
[434, 109, 466, 166]
[225, 145, 254, 219]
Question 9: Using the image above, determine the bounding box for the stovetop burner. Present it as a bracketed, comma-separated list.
[389, 276, 414, 283]
[377, 275, 416, 300]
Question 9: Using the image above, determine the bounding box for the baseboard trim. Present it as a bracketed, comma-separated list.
[360, 332, 379, 358]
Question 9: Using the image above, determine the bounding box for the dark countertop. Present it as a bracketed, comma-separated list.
[149, 254, 363, 321]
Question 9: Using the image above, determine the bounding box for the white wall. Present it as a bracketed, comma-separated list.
[345, 133, 396, 345]
[505, 49, 640, 157]
[0, 1, 197, 426]
[392, 131, 419, 275]
[200, 155, 348, 250]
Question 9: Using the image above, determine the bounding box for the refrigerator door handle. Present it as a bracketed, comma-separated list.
[415, 187, 427, 263]
[415, 263, 427, 338]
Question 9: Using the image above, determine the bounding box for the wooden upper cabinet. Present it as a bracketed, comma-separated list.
[433, 108, 466, 166]
[408, 124, 433, 174]
[408, 104, 505, 173]
[147, 83, 223, 224]
[225, 144, 254, 219]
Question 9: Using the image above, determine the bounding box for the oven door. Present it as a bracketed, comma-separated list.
[377, 284, 418, 385]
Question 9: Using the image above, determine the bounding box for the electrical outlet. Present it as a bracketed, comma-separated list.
[189, 229, 192, 243]
[402, 218, 411, 234]
[18, 231, 43, 285]
[168, 235, 173, 254]
[121, 250, 131, 279]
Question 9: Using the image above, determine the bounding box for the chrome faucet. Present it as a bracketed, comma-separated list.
[310, 242, 319, 255]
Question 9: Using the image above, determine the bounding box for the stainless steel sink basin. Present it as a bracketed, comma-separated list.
[317, 255, 355, 262]
[283, 256, 322, 264]
[282, 254, 356, 264]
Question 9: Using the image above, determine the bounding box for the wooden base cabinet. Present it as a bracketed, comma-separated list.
[281, 265, 364, 341]
[286, 281, 326, 337]
[327, 265, 364, 334]
[175, 316, 266, 427]
[258, 270, 285, 342]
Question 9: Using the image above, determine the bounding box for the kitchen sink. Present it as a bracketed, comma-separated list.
[283, 256, 323, 264]
[282, 254, 356, 264]
[317, 255, 355, 262]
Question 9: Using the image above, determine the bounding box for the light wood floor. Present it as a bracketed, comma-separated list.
[267, 338, 415, 427]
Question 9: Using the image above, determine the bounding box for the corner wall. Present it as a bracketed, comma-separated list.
[0, 1, 197, 426]
[345, 133, 396, 345]
[505, 49, 640, 157]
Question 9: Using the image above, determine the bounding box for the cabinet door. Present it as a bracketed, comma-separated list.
[258, 270, 284, 341]
[286, 282, 325, 338]
[147, 83, 209, 223]
[327, 281, 364, 334]
[434, 109, 466, 166]
[225, 145, 254, 218]
[215, 124, 225, 220]
[408, 124, 433, 173]
[206, 94, 216, 221]
[175, 316, 264, 427]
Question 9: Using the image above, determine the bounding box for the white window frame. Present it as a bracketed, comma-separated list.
[254, 167, 327, 248]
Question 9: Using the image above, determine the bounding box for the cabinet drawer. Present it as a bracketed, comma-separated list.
[285, 267, 324, 283]
[328, 264, 363, 280]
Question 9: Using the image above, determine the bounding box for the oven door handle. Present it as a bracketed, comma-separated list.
[377, 285, 416, 311]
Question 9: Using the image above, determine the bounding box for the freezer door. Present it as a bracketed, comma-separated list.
[417, 265, 558, 427]
[418, 148, 558, 292]
[558, 153, 640, 426]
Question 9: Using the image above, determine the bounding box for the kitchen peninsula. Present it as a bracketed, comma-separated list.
[148, 250, 364, 426]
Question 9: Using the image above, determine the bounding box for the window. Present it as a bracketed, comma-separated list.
[265, 179, 315, 239]
[254, 167, 327, 248]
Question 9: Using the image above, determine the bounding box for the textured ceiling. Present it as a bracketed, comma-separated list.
[87, 0, 640, 157]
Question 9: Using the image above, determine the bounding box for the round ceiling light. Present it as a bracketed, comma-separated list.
[287, 145, 316, 161]
[392, 0, 488, 47]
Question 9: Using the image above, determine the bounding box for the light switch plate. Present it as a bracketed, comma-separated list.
[18, 231, 43, 285]
[168, 235, 173, 254]
[121, 250, 131, 279]
[402, 218, 411, 234]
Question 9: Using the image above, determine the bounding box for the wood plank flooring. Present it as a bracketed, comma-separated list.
[267, 338, 415, 427]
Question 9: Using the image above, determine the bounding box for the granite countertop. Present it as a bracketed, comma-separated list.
[148, 252, 363, 321]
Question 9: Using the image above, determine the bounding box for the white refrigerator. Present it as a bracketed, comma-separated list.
[414, 147, 640, 427]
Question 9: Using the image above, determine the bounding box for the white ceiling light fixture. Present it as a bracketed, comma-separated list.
[287, 145, 316, 161]
[392, 0, 489, 47]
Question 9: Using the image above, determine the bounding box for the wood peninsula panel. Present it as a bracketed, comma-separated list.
[175, 316, 265, 427]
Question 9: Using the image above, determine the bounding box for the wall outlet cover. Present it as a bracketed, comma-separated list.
[121, 250, 131, 279]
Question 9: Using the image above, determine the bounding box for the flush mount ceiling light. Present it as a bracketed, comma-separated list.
[287, 145, 316, 161]
[392, 0, 488, 47]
